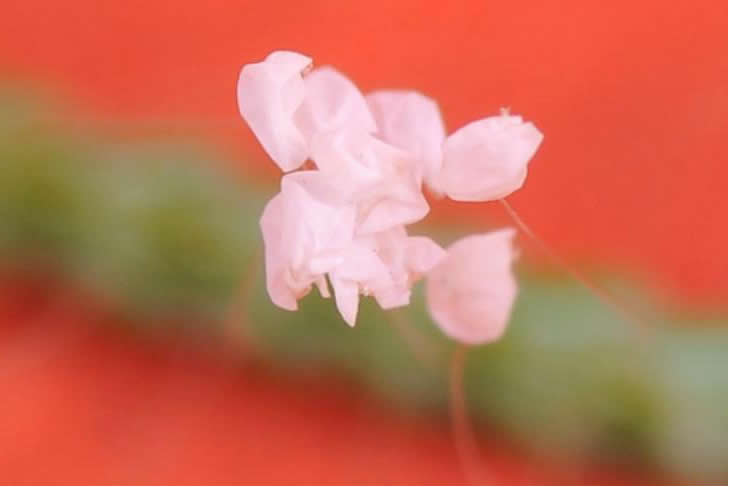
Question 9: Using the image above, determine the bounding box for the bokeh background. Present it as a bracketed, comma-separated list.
[0, 1, 726, 484]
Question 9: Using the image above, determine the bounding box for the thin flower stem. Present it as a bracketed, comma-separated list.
[499, 198, 651, 335]
[224, 247, 263, 352]
[449, 345, 492, 485]
[386, 309, 441, 371]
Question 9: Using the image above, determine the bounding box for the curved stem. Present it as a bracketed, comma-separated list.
[449, 345, 491, 484]
[224, 246, 263, 352]
[386, 308, 440, 371]
[499, 198, 651, 335]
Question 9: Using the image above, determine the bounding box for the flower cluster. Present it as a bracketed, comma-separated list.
[237, 50, 543, 344]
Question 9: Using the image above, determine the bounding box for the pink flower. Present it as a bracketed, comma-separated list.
[366, 227, 446, 309]
[261, 171, 443, 326]
[366, 90, 446, 189]
[295, 66, 377, 143]
[309, 127, 430, 234]
[259, 168, 437, 326]
[329, 227, 445, 326]
[259, 171, 356, 311]
[238, 54, 378, 173]
[327, 242, 391, 326]
[438, 113, 543, 201]
[237, 50, 312, 172]
[243, 51, 542, 340]
[425, 229, 518, 345]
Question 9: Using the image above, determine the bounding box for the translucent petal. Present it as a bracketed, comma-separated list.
[237, 51, 312, 172]
[259, 193, 298, 310]
[426, 229, 518, 344]
[367, 90, 446, 186]
[439, 114, 543, 201]
[295, 66, 376, 142]
[330, 276, 360, 327]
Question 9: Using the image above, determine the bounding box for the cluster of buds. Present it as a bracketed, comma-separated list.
[237, 51, 543, 345]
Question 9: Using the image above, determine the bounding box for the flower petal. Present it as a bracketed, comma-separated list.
[330, 276, 360, 327]
[237, 50, 312, 172]
[366, 229, 443, 310]
[356, 190, 429, 235]
[406, 236, 447, 275]
[367, 90, 446, 186]
[281, 171, 357, 260]
[439, 114, 543, 201]
[295, 66, 376, 142]
[426, 229, 518, 344]
[259, 170, 358, 312]
[259, 193, 299, 310]
[310, 128, 430, 234]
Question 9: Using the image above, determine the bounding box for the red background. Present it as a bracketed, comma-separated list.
[1, 0, 726, 306]
[0, 1, 726, 484]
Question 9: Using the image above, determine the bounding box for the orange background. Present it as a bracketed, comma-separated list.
[1, 0, 726, 307]
[0, 278, 666, 485]
[0, 1, 726, 484]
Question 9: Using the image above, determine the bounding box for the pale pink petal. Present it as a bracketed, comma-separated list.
[361, 226, 410, 311]
[426, 229, 518, 345]
[237, 51, 312, 172]
[314, 275, 331, 298]
[330, 276, 360, 327]
[405, 236, 447, 275]
[295, 66, 376, 142]
[356, 190, 429, 235]
[367, 90, 446, 186]
[373, 286, 411, 309]
[282, 167, 349, 207]
[438, 114, 543, 201]
[333, 243, 390, 284]
[327, 241, 393, 324]
[259, 171, 358, 312]
[281, 171, 357, 261]
[309, 128, 430, 234]
[365, 229, 443, 310]
[259, 193, 298, 310]
[309, 128, 384, 191]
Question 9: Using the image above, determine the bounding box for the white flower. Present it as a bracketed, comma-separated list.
[237, 50, 312, 172]
[438, 113, 543, 201]
[426, 229, 518, 344]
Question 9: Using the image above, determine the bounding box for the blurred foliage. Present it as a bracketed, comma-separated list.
[0, 91, 726, 482]
[0, 96, 264, 321]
